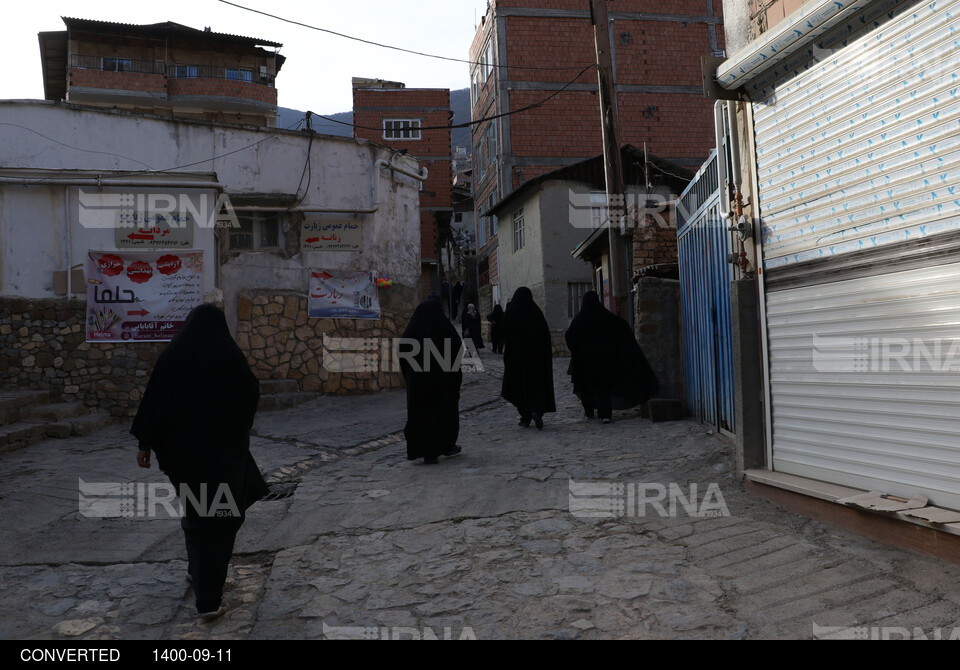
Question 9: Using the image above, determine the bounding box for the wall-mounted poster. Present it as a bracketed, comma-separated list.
[86, 250, 203, 342]
[114, 211, 195, 248]
[308, 269, 380, 320]
[301, 220, 362, 251]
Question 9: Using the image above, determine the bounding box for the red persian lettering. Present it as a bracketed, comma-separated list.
[127, 261, 153, 284]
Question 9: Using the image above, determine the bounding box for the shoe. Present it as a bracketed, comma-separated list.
[518, 418, 531, 427]
[601, 418, 611, 424]
[585, 412, 596, 419]
[424, 456, 439, 465]
[534, 415, 544, 430]
[441, 445, 462, 458]
[197, 603, 228, 623]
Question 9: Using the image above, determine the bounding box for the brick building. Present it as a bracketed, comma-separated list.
[469, 0, 724, 312]
[352, 79, 454, 301]
[38, 18, 284, 127]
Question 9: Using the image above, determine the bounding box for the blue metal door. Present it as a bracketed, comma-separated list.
[677, 151, 736, 435]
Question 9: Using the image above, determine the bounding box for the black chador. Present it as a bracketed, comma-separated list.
[400, 299, 463, 464]
[564, 291, 659, 422]
[487, 304, 505, 354]
[500, 287, 556, 428]
[132, 304, 268, 619]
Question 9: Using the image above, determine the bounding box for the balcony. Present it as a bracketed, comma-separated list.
[66, 55, 278, 109]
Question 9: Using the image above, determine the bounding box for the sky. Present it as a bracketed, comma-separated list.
[1, 0, 491, 115]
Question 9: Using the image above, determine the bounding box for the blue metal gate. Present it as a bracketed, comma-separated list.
[677, 151, 736, 435]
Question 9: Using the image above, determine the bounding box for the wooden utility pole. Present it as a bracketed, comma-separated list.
[590, 0, 628, 307]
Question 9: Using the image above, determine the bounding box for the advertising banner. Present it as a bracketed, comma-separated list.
[85, 250, 203, 342]
[308, 269, 380, 320]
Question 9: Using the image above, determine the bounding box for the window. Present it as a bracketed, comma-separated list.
[471, 68, 482, 107]
[513, 208, 525, 252]
[568, 282, 592, 317]
[383, 119, 421, 140]
[590, 192, 608, 229]
[175, 65, 198, 78]
[486, 123, 497, 165]
[485, 40, 495, 80]
[475, 138, 486, 180]
[102, 58, 132, 72]
[226, 68, 254, 82]
[477, 204, 486, 247]
[229, 214, 281, 251]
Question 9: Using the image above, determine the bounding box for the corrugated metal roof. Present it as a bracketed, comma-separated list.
[61, 17, 283, 48]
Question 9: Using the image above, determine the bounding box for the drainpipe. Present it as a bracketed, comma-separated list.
[0, 177, 224, 190]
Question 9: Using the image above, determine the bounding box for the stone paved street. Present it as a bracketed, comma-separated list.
[2, 353, 960, 640]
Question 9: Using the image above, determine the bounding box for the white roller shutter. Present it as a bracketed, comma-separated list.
[766, 263, 960, 510]
[753, 0, 960, 509]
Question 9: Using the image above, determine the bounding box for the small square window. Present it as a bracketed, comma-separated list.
[229, 214, 282, 251]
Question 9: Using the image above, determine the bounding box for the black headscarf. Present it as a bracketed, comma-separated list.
[565, 291, 659, 409]
[500, 287, 556, 414]
[131, 304, 266, 511]
[400, 300, 463, 459]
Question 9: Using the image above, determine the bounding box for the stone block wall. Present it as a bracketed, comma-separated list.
[235, 290, 415, 394]
[0, 297, 164, 417]
[633, 277, 681, 400]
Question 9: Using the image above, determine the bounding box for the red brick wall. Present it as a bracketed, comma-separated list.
[68, 68, 166, 94]
[632, 212, 679, 271]
[167, 78, 277, 105]
[352, 86, 453, 267]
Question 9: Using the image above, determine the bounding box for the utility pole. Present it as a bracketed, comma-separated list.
[590, 0, 628, 311]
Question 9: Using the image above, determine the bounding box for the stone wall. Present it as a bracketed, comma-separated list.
[0, 297, 164, 417]
[235, 288, 417, 394]
[633, 277, 681, 400]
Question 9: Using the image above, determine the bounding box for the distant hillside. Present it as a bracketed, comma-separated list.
[279, 87, 472, 151]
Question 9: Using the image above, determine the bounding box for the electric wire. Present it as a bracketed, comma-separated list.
[316, 64, 597, 133]
[217, 0, 593, 72]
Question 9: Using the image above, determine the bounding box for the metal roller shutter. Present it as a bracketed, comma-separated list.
[753, 0, 960, 508]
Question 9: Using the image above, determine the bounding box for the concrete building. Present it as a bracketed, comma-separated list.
[468, 0, 725, 316]
[487, 146, 686, 350]
[0, 101, 423, 415]
[38, 17, 284, 127]
[352, 78, 453, 300]
[701, 0, 960, 558]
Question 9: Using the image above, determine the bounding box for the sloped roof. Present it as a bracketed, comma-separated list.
[487, 145, 692, 218]
[60, 17, 283, 48]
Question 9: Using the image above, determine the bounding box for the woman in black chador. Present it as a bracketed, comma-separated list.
[501, 287, 556, 428]
[564, 291, 659, 423]
[132, 304, 268, 622]
[401, 299, 464, 464]
[487, 304, 505, 354]
[461, 303, 485, 351]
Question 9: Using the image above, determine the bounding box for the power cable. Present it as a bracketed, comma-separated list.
[217, 0, 593, 72]
[316, 64, 597, 133]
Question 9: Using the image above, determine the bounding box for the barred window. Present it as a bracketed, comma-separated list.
[383, 119, 422, 140]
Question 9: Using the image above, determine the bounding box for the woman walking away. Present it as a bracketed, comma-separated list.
[400, 299, 464, 464]
[487, 304, 505, 354]
[501, 287, 556, 429]
[565, 291, 659, 423]
[461, 303, 485, 351]
[132, 304, 268, 622]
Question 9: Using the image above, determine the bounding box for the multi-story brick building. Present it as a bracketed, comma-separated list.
[469, 0, 724, 311]
[352, 79, 454, 301]
[38, 18, 283, 127]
